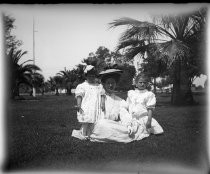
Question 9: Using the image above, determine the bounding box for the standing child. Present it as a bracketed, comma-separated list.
[72, 65, 105, 139]
[125, 73, 164, 136]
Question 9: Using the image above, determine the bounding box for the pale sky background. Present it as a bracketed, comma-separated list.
[0, 3, 208, 86]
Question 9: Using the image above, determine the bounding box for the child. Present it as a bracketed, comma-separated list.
[73, 65, 105, 139]
[125, 73, 163, 135]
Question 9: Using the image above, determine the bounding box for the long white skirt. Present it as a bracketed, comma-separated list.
[72, 116, 164, 143]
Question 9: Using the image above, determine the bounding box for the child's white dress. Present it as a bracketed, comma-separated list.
[75, 81, 105, 123]
[126, 89, 163, 136]
[72, 81, 105, 139]
[127, 89, 156, 119]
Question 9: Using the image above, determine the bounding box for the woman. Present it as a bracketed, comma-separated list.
[89, 69, 132, 142]
[90, 71, 163, 143]
[98, 69, 127, 121]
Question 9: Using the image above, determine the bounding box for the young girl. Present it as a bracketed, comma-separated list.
[125, 73, 163, 136]
[72, 65, 105, 139]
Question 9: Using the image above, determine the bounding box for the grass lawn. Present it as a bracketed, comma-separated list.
[2, 92, 209, 173]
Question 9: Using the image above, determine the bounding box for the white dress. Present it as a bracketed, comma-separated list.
[74, 81, 105, 123]
[103, 93, 128, 121]
[127, 89, 156, 119]
[89, 89, 164, 143]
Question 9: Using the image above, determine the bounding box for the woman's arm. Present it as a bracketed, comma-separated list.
[101, 95, 106, 112]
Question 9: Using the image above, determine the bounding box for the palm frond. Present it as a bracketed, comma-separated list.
[158, 40, 190, 65]
[23, 64, 42, 72]
[120, 26, 158, 42]
[109, 17, 156, 29]
[20, 59, 33, 66]
[124, 45, 148, 60]
[115, 39, 145, 51]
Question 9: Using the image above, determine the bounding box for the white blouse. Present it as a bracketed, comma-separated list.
[104, 93, 127, 121]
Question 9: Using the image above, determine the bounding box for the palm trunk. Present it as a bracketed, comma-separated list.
[66, 88, 72, 95]
[55, 88, 59, 96]
[171, 59, 194, 105]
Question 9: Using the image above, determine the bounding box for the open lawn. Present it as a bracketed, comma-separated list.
[2, 92, 209, 173]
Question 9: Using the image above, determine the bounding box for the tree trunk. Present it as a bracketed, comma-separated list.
[66, 88, 72, 95]
[171, 59, 194, 105]
[66, 82, 72, 95]
[55, 88, 59, 96]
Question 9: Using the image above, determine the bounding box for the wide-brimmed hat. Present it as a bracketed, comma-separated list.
[99, 69, 123, 83]
[99, 69, 123, 75]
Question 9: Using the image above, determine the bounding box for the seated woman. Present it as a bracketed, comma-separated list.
[98, 69, 129, 122]
[90, 72, 164, 143]
[90, 69, 133, 143]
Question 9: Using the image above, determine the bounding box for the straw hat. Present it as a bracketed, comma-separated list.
[99, 69, 123, 75]
[99, 69, 123, 83]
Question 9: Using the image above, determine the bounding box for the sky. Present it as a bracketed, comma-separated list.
[0, 3, 208, 86]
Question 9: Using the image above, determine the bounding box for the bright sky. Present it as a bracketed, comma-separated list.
[0, 3, 208, 86]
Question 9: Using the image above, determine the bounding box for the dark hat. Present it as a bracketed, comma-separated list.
[99, 69, 123, 83]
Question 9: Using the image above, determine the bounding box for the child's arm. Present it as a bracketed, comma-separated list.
[145, 92, 156, 130]
[146, 108, 153, 129]
[76, 96, 83, 114]
[101, 95, 105, 112]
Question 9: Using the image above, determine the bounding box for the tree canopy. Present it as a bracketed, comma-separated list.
[109, 7, 207, 104]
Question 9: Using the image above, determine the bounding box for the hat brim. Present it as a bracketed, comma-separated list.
[99, 69, 123, 76]
[99, 69, 123, 83]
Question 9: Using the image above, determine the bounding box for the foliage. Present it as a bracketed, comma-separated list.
[109, 7, 207, 104]
[47, 76, 64, 95]
[3, 14, 22, 53]
[32, 73, 45, 94]
[8, 48, 43, 98]
[82, 46, 111, 74]
[57, 69, 78, 95]
[156, 76, 172, 89]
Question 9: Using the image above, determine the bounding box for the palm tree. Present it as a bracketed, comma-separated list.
[32, 73, 45, 95]
[57, 69, 77, 95]
[109, 7, 206, 105]
[47, 76, 63, 96]
[47, 77, 56, 94]
[8, 49, 42, 99]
